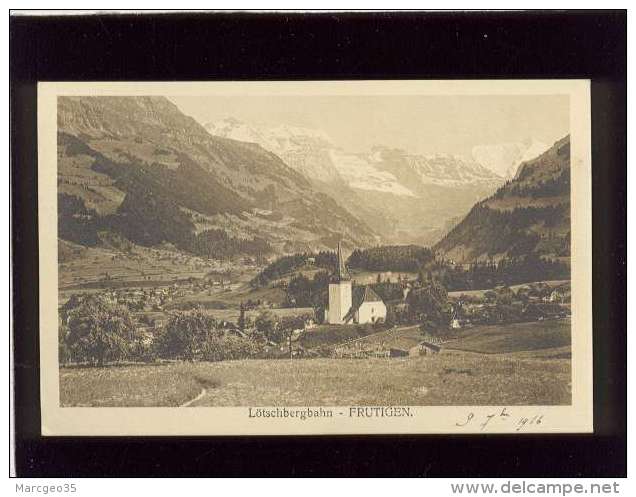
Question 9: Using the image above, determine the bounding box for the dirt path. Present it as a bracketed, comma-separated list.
[179, 387, 208, 407]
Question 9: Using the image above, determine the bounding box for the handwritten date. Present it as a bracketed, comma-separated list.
[455, 408, 544, 431]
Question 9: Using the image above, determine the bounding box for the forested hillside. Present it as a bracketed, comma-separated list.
[347, 245, 435, 272]
[434, 135, 571, 262]
[57, 97, 377, 260]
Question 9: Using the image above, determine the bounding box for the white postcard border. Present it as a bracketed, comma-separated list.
[38, 80, 592, 435]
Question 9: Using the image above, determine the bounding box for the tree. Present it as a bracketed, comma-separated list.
[310, 271, 330, 315]
[64, 295, 138, 366]
[494, 286, 514, 305]
[483, 290, 498, 303]
[279, 315, 306, 332]
[58, 323, 72, 366]
[254, 310, 281, 342]
[155, 309, 217, 360]
[347, 245, 434, 272]
[238, 301, 247, 332]
[286, 273, 312, 307]
[406, 278, 450, 332]
[279, 315, 307, 359]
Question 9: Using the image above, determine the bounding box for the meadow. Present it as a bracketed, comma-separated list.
[58, 265, 571, 408]
[60, 318, 571, 408]
[202, 306, 314, 323]
[58, 240, 258, 293]
[349, 270, 418, 285]
[444, 319, 571, 354]
[447, 279, 570, 299]
[167, 284, 286, 310]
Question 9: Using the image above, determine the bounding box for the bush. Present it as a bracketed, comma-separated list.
[58, 326, 72, 366]
[155, 309, 265, 361]
[201, 335, 262, 362]
[130, 340, 158, 363]
[406, 279, 450, 328]
[154, 309, 216, 360]
[64, 295, 139, 366]
[494, 286, 514, 305]
[255, 310, 291, 343]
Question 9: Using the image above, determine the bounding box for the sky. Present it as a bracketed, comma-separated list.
[169, 95, 569, 156]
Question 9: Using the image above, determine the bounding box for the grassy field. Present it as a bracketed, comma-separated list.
[168, 284, 287, 310]
[60, 248, 207, 289]
[444, 319, 570, 354]
[59, 348, 571, 407]
[328, 325, 424, 351]
[194, 306, 314, 323]
[447, 280, 570, 299]
[303, 319, 570, 356]
[59, 362, 207, 407]
[299, 324, 387, 349]
[58, 241, 251, 291]
[59, 317, 572, 408]
[350, 270, 418, 285]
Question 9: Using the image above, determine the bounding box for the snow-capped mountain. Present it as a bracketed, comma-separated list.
[205, 118, 343, 183]
[471, 139, 549, 179]
[205, 117, 332, 148]
[204, 118, 503, 195]
[205, 118, 418, 196]
[405, 154, 502, 187]
[203, 118, 551, 246]
[327, 150, 416, 196]
[367, 147, 504, 191]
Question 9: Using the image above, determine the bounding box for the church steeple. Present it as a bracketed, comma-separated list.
[335, 241, 351, 282]
[326, 240, 353, 324]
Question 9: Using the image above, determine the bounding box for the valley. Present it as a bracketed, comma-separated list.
[204, 117, 518, 245]
[55, 95, 573, 410]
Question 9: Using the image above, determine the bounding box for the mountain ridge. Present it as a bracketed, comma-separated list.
[57, 96, 378, 258]
[434, 135, 570, 262]
[205, 117, 509, 191]
[204, 117, 509, 245]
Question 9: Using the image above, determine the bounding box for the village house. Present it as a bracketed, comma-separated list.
[408, 341, 441, 357]
[548, 287, 571, 303]
[387, 341, 441, 358]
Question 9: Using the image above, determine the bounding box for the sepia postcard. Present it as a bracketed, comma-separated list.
[38, 80, 592, 435]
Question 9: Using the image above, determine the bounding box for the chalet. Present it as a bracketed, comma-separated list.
[137, 327, 155, 346]
[402, 284, 412, 301]
[386, 341, 442, 359]
[549, 287, 570, 303]
[389, 348, 409, 358]
[151, 317, 166, 329]
[226, 328, 249, 339]
[409, 341, 441, 357]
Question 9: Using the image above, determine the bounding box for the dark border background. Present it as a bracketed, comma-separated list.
[10, 10, 626, 477]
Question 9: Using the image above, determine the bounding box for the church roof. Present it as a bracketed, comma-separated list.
[343, 285, 385, 322]
[353, 285, 383, 307]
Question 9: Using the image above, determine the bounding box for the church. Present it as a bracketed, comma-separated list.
[324, 242, 387, 325]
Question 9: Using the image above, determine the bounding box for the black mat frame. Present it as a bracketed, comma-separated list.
[10, 10, 626, 477]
